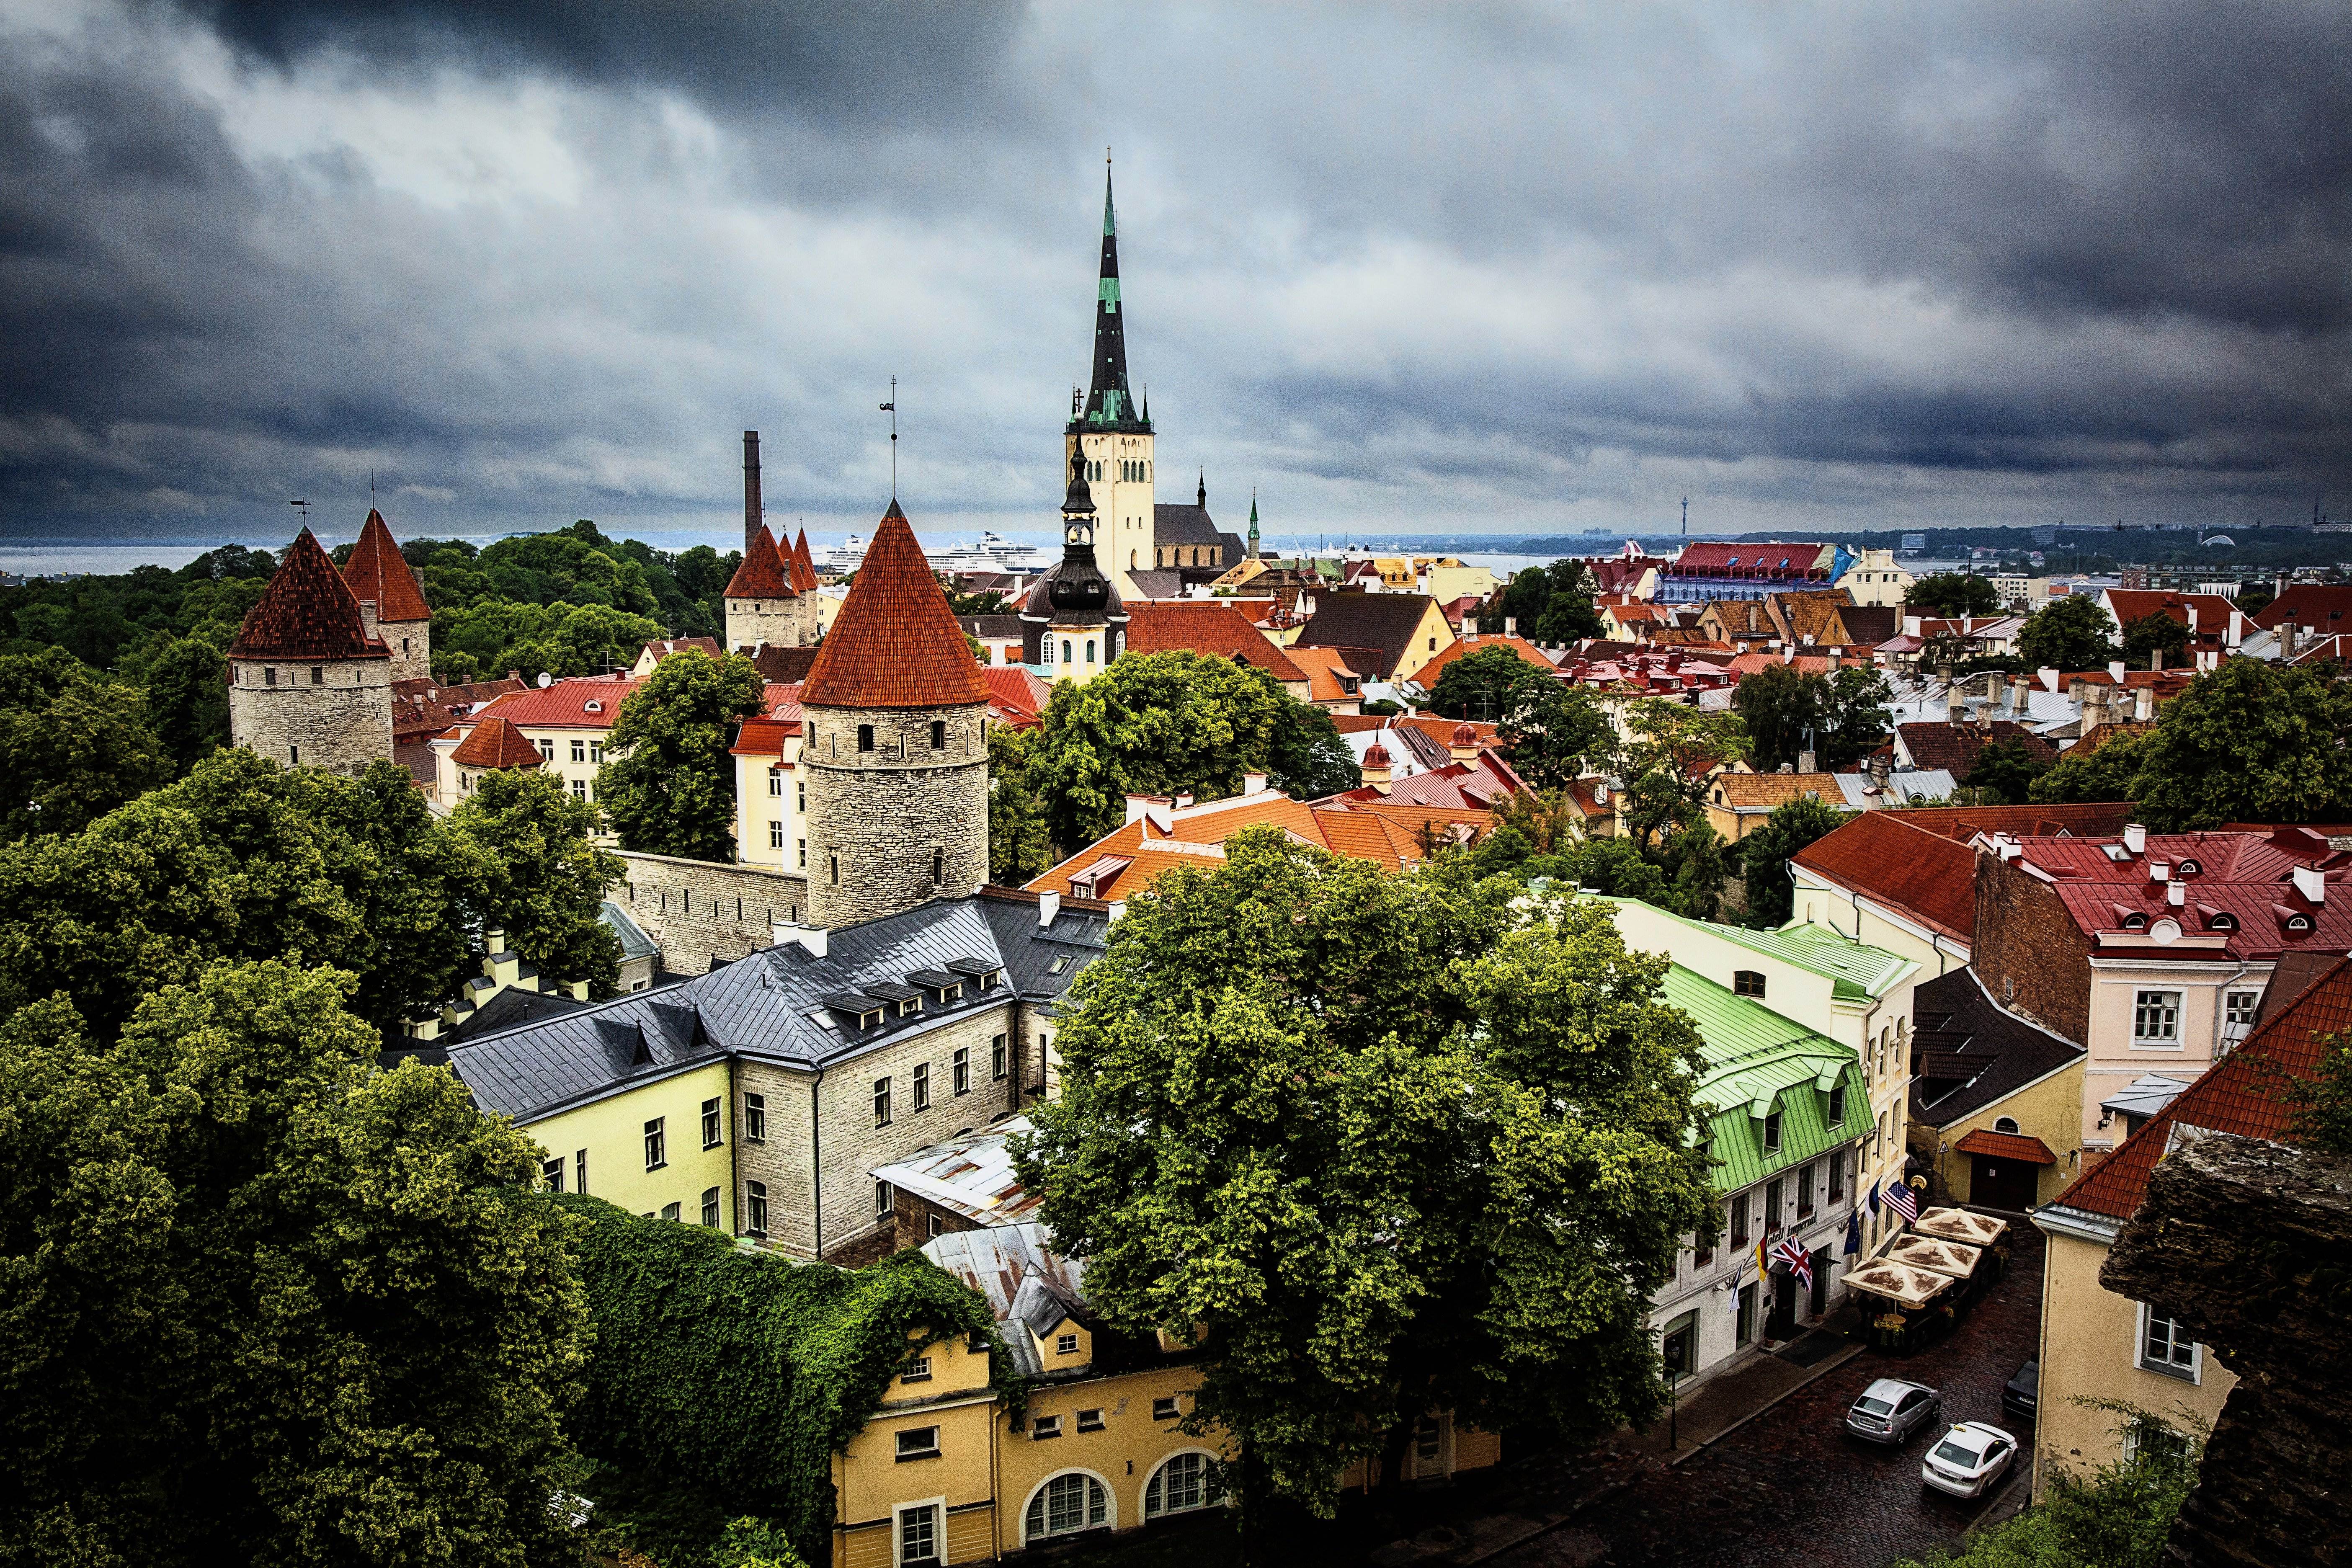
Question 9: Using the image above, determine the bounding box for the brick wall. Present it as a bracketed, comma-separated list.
[803, 701, 989, 927]
[229, 655, 395, 774]
[1972, 854, 2093, 1044]
[612, 850, 808, 975]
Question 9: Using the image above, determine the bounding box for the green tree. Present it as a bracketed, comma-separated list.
[1426, 643, 1551, 722]
[0, 960, 589, 1568]
[2130, 657, 2352, 830]
[2120, 611, 2191, 671]
[1619, 699, 1752, 848]
[1660, 820, 1732, 920]
[0, 647, 172, 841]
[597, 648, 768, 862]
[144, 636, 231, 770]
[1532, 560, 1604, 644]
[986, 725, 1052, 885]
[1819, 666, 1895, 769]
[1500, 684, 1615, 789]
[1016, 833, 1714, 1512]
[1908, 573, 2002, 616]
[445, 769, 626, 994]
[2017, 596, 2120, 673]
[2029, 729, 2151, 806]
[1737, 796, 1852, 926]
[1265, 698, 1361, 800]
[2281, 1032, 2352, 1154]
[1729, 663, 1823, 770]
[1963, 738, 2050, 805]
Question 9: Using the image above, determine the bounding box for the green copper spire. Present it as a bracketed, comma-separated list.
[1072, 158, 1147, 433]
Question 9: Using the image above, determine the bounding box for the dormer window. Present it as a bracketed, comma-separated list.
[1763, 1108, 1783, 1152]
[898, 997, 921, 1017]
[860, 1008, 884, 1029]
[1733, 970, 1767, 998]
[2121, 912, 2147, 931]
[2176, 858, 2200, 876]
[2205, 909, 2237, 932]
[585, 699, 603, 713]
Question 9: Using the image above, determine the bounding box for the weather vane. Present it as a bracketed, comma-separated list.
[878, 377, 897, 497]
[289, 498, 311, 531]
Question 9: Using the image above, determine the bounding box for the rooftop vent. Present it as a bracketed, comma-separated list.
[2293, 865, 2327, 905]
[2122, 823, 2148, 855]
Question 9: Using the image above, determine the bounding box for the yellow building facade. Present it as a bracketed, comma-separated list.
[522, 1059, 736, 1230]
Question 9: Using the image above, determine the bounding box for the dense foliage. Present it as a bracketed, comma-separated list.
[0, 960, 588, 1568]
[2119, 611, 2190, 671]
[2016, 596, 2120, 674]
[1618, 699, 1752, 849]
[1729, 663, 1893, 771]
[986, 725, 1054, 885]
[1025, 651, 1359, 851]
[1016, 830, 1716, 1512]
[2028, 727, 2152, 806]
[0, 748, 619, 1035]
[1424, 642, 1553, 721]
[1485, 559, 1604, 643]
[1499, 682, 1617, 789]
[554, 1195, 1002, 1565]
[1963, 738, 2052, 805]
[597, 647, 769, 862]
[0, 647, 172, 841]
[1907, 572, 2004, 617]
[1736, 796, 1852, 926]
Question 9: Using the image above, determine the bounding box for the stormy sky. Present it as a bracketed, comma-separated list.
[3, 0, 2349, 547]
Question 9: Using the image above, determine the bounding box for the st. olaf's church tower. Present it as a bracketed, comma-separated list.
[1065, 163, 1157, 601]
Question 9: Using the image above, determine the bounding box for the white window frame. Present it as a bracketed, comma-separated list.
[2220, 988, 2261, 1052]
[1019, 1469, 1115, 1545]
[892, 1496, 947, 1567]
[2132, 989, 2183, 1047]
[1143, 1448, 1221, 1519]
[2135, 1301, 2201, 1384]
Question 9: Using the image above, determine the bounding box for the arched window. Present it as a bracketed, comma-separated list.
[1144, 1452, 1219, 1519]
[1042, 638, 1055, 665]
[1085, 639, 1096, 663]
[1024, 1472, 1109, 1542]
[1062, 640, 1074, 664]
[1994, 1116, 2020, 1135]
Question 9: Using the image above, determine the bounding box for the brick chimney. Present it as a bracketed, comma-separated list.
[743, 430, 763, 560]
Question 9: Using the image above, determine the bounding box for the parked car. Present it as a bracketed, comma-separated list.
[1921, 1421, 2019, 1498]
[1845, 1378, 1941, 1445]
[2002, 1359, 2039, 1426]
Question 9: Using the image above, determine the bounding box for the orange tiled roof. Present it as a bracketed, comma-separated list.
[789, 528, 820, 593]
[1951, 1128, 2055, 1165]
[449, 715, 543, 769]
[725, 524, 795, 598]
[800, 502, 990, 710]
[981, 665, 1054, 719]
[340, 509, 432, 623]
[1125, 601, 1309, 682]
[1791, 810, 1982, 940]
[1404, 634, 1556, 684]
[1281, 645, 1368, 703]
[2050, 954, 2352, 1222]
[229, 528, 390, 662]
[468, 676, 641, 730]
[1710, 772, 1841, 811]
[730, 716, 802, 758]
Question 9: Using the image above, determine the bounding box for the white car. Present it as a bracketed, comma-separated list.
[1921, 1421, 2019, 1498]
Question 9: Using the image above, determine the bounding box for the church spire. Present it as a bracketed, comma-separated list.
[1073, 157, 1146, 433]
[1248, 490, 1260, 556]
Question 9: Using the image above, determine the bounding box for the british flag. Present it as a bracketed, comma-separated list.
[1769, 1236, 1813, 1291]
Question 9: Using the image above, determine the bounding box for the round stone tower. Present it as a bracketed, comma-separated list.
[723, 524, 807, 652]
[799, 499, 990, 928]
[227, 526, 395, 773]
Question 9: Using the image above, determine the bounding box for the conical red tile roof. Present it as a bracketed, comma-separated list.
[340, 508, 432, 622]
[789, 527, 820, 593]
[725, 524, 795, 598]
[449, 715, 544, 769]
[228, 528, 390, 661]
[800, 501, 989, 709]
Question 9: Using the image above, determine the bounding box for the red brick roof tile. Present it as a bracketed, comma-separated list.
[449, 715, 544, 769]
[725, 525, 795, 598]
[1123, 600, 1310, 682]
[228, 528, 390, 662]
[1791, 810, 1983, 939]
[1951, 1128, 2056, 1164]
[468, 676, 641, 729]
[340, 508, 432, 623]
[799, 502, 990, 710]
[789, 528, 820, 593]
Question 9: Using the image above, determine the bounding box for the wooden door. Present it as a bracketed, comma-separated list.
[1969, 1154, 2035, 1210]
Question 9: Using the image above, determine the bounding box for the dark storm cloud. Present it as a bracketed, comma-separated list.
[4, 0, 2351, 544]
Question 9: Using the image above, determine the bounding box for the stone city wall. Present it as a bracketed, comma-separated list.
[611, 850, 809, 975]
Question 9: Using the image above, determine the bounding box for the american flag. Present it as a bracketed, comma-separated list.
[1769, 1236, 1813, 1291]
[1882, 1179, 1919, 1225]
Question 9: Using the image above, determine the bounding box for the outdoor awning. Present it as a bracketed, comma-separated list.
[1841, 1261, 1954, 1310]
[1885, 1235, 1984, 1281]
[1914, 1207, 2009, 1248]
[1951, 1128, 2056, 1166]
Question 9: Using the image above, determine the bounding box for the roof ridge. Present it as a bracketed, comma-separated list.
[341, 509, 433, 622]
[725, 524, 795, 598]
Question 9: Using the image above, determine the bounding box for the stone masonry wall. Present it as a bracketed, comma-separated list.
[380, 616, 432, 683]
[229, 656, 395, 774]
[1972, 854, 2093, 1045]
[726, 597, 814, 652]
[802, 701, 989, 928]
[732, 1000, 1021, 1260]
[612, 850, 809, 975]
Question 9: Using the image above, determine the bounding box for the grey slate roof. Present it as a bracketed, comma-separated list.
[1124, 568, 1186, 599]
[1153, 502, 1230, 553]
[1909, 967, 2085, 1128]
[1298, 592, 1441, 678]
[448, 892, 1109, 1123]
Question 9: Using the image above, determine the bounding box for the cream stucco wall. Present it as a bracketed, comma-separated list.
[2032, 1227, 2233, 1501]
[436, 720, 612, 812]
[735, 735, 808, 874]
[1841, 549, 1916, 607]
[1926, 1058, 2085, 1209]
[1793, 873, 1972, 980]
[1419, 564, 1498, 606]
[1067, 431, 1155, 599]
[521, 1059, 735, 1229]
[2081, 959, 2269, 1152]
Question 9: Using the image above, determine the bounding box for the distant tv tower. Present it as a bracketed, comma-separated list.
[1681, 496, 1689, 536]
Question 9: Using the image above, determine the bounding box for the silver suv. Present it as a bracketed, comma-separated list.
[1845, 1378, 1940, 1445]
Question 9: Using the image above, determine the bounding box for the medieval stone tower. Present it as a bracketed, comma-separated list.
[340, 508, 433, 682]
[1064, 162, 1156, 599]
[799, 500, 990, 928]
[227, 526, 395, 772]
[723, 524, 807, 650]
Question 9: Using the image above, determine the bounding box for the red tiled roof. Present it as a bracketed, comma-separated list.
[229, 528, 390, 662]
[468, 676, 640, 730]
[2252, 584, 2352, 632]
[789, 528, 820, 593]
[1951, 1128, 2055, 1165]
[449, 715, 544, 769]
[340, 509, 432, 623]
[1665, 542, 1832, 577]
[389, 675, 527, 745]
[1331, 714, 1503, 748]
[2052, 954, 2352, 1222]
[1874, 802, 2140, 842]
[725, 525, 795, 598]
[1125, 601, 1308, 682]
[1896, 720, 2057, 775]
[2020, 830, 2352, 961]
[730, 717, 802, 758]
[1405, 634, 1555, 684]
[639, 636, 724, 665]
[2103, 589, 2236, 632]
[981, 665, 1054, 719]
[1792, 810, 1983, 940]
[799, 502, 990, 709]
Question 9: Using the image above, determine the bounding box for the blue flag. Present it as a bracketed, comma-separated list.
[1844, 1209, 1862, 1257]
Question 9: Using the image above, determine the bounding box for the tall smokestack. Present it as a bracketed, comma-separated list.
[743, 431, 763, 558]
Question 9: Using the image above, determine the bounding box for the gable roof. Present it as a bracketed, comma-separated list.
[340, 509, 432, 623]
[1768, 589, 1854, 646]
[745, 644, 820, 684]
[1296, 593, 1447, 677]
[1896, 720, 2058, 775]
[724, 524, 795, 598]
[1605, 895, 1915, 1001]
[1403, 634, 1556, 685]
[1122, 601, 1307, 682]
[2252, 583, 2352, 632]
[1152, 501, 1226, 547]
[449, 716, 544, 769]
[799, 501, 990, 710]
[789, 528, 820, 593]
[1710, 772, 1842, 813]
[2102, 588, 2236, 632]
[1836, 604, 1901, 646]
[1792, 809, 1984, 941]
[1909, 967, 2085, 1128]
[638, 636, 723, 665]
[2044, 954, 2352, 1228]
[1662, 964, 1871, 1191]
[1280, 644, 1368, 703]
[229, 528, 391, 662]
[467, 676, 641, 730]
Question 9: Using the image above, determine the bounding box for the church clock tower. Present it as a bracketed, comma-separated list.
[1064, 160, 1155, 600]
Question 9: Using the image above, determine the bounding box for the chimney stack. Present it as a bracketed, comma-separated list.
[743, 430, 763, 559]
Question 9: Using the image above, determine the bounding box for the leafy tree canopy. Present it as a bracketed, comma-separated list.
[1487, 560, 1604, 645]
[2028, 728, 2151, 807]
[1907, 572, 2003, 617]
[0, 960, 588, 1568]
[1963, 737, 2051, 805]
[597, 648, 768, 862]
[1619, 699, 1752, 848]
[2130, 656, 2352, 830]
[1016, 830, 1715, 1511]
[986, 725, 1052, 886]
[2017, 596, 2120, 674]
[1738, 795, 1852, 926]
[2120, 610, 2191, 671]
[1501, 682, 1616, 789]
[1425, 642, 1552, 722]
[0, 647, 172, 841]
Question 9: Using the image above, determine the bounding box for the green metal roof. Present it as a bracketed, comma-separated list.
[1660, 964, 1869, 1193]
[1601, 897, 1915, 1001]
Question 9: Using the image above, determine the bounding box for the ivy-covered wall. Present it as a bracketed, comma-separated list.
[553, 1195, 1002, 1561]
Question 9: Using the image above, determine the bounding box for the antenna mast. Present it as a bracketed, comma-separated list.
[879, 378, 898, 498]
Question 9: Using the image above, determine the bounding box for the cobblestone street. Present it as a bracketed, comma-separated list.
[1489, 1219, 2044, 1568]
